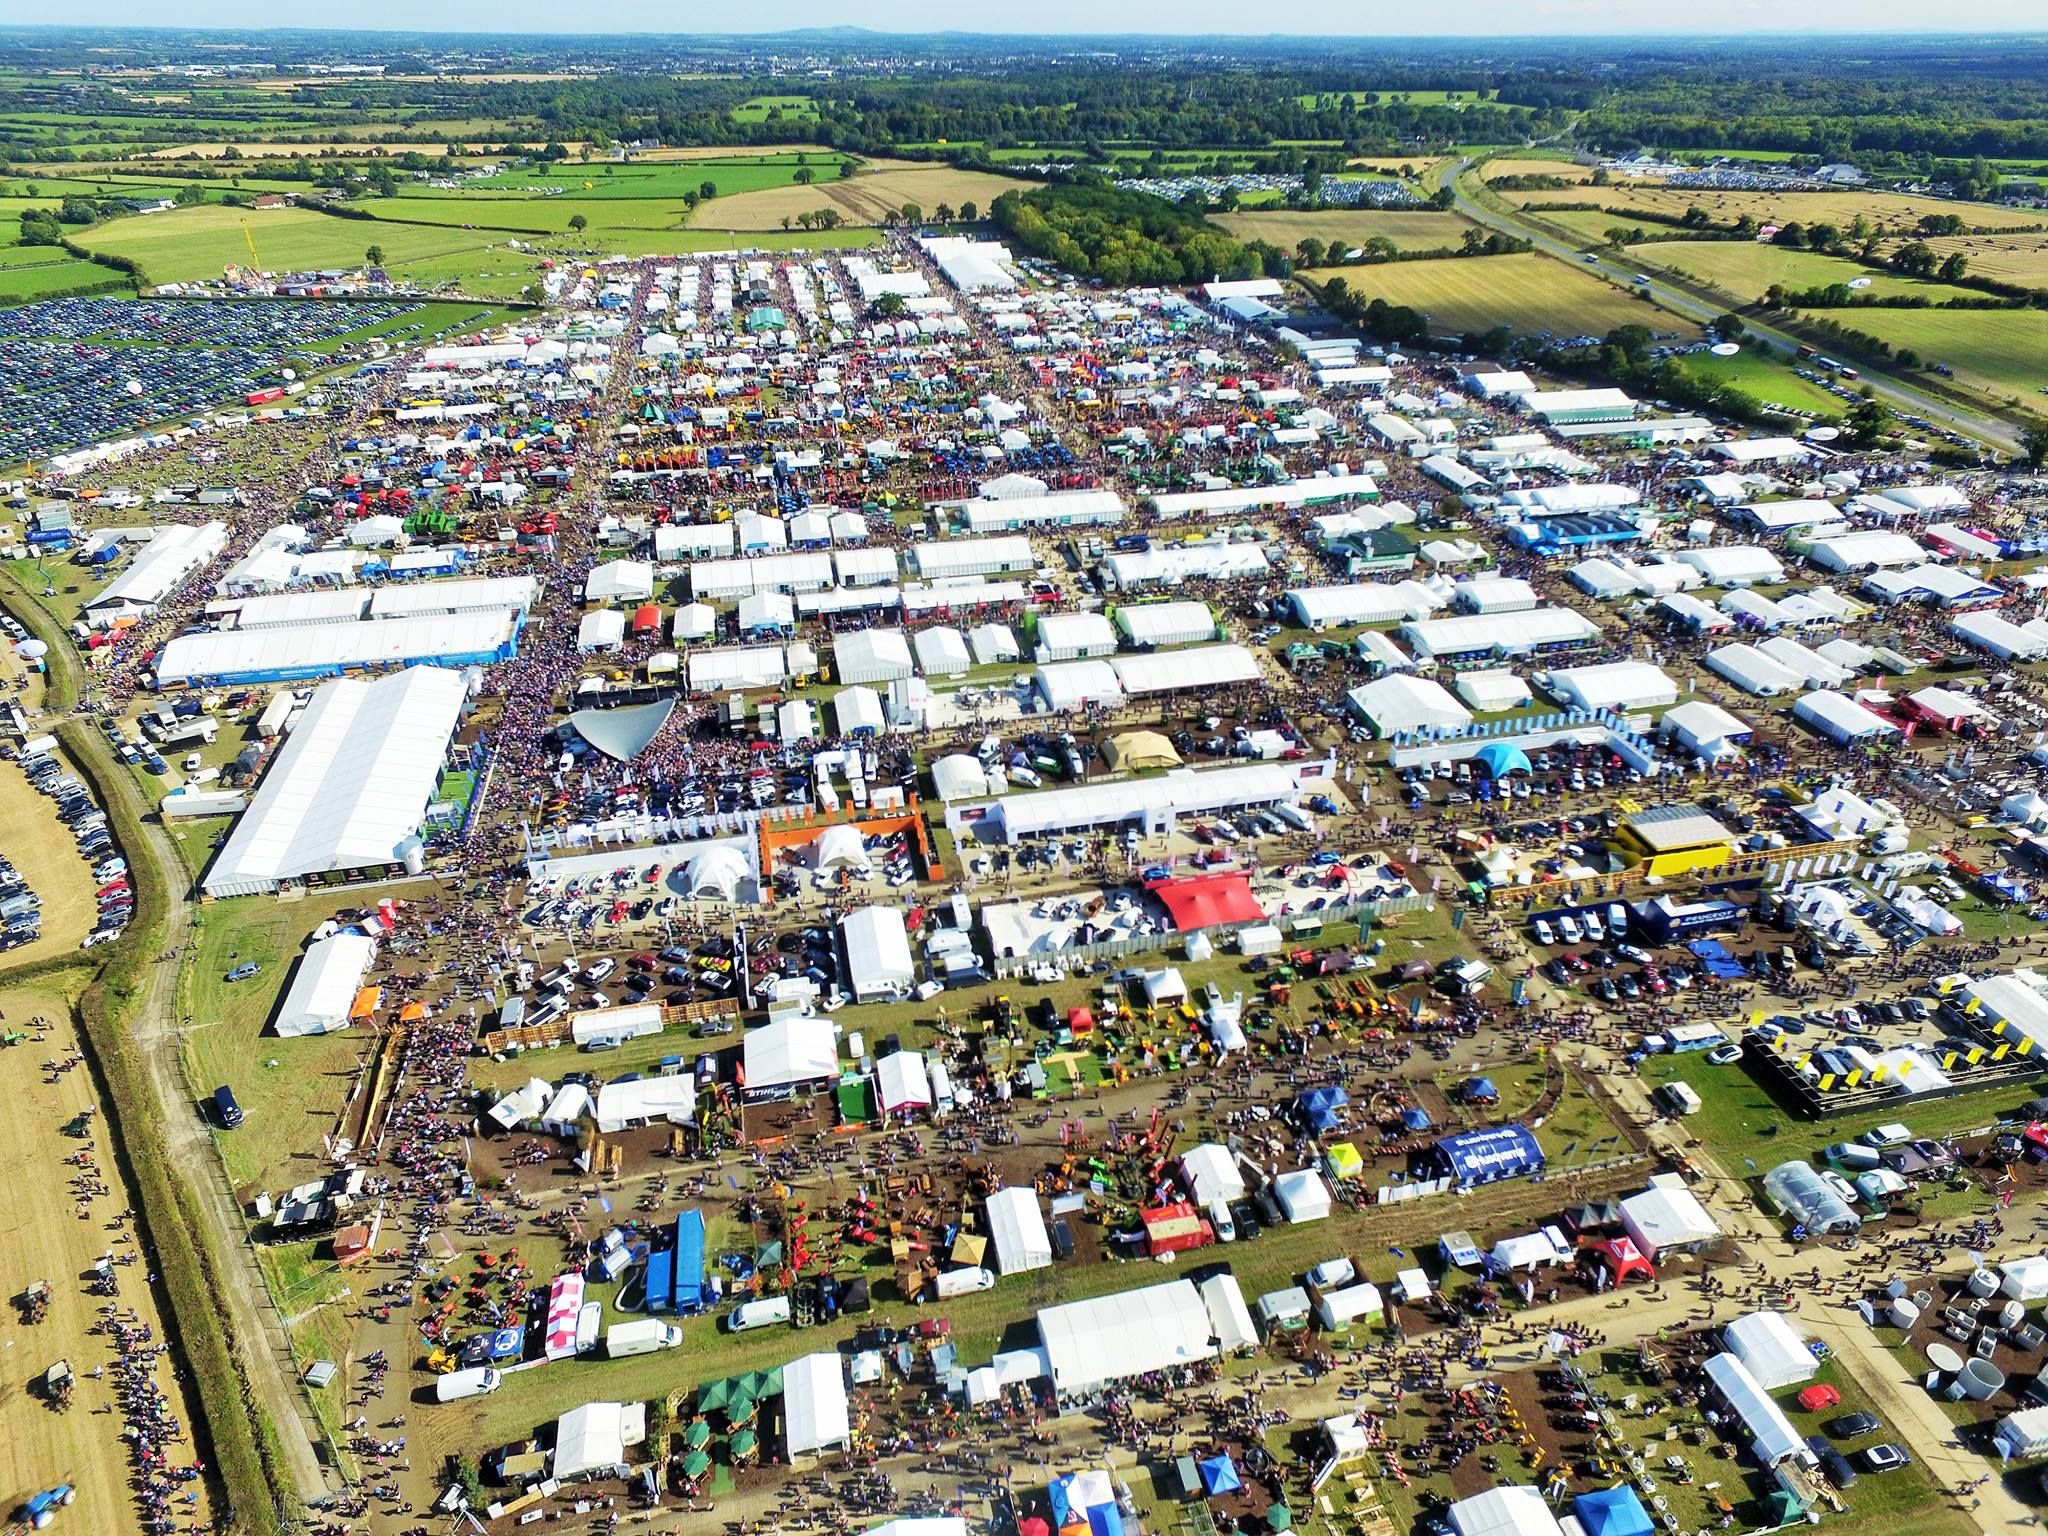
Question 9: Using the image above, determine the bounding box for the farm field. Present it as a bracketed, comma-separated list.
[1674, 346, 1846, 415]
[462, 153, 853, 199]
[1301, 251, 1694, 341]
[0, 976, 219, 1536]
[0, 740, 101, 965]
[1510, 182, 2044, 233]
[1295, 89, 1496, 106]
[1217, 207, 1478, 252]
[1791, 305, 2048, 399]
[1897, 230, 2048, 290]
[633, 143, 833, 161]
[1478, 156, 1592, 182]
[136, 139, 581, 159]
[730, 94, 821, 123]
[684, 164, 1031, 230]
[1628, 239, 1981, 301]
[0, 255, 129, 302]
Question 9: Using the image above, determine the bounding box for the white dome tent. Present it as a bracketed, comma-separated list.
[685, 844, 751, 902]
[812, 824, 870, 873]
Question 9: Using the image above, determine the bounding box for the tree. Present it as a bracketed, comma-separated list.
[1845, 392, 1892, 447]
[1938, 251, 1969, 281]
[1295, 236, 1326, 268]
[900, 202, 922, 225]
[699, 180, 718, 201]
[57, 196, 97, 225]
[1806, 222, 1841, 253]
[935, 202, 954, 222]
[541, 142, 569, 163]
[1890, 240, 1938, 277]
[873, 293, 906, 318]
[1460, 227, 1485, 255]
[793, 167, 815, 186]
[174, 181, 207, 207]
[2024, 425, 2048, 470]
[1429, 185, 1456, 210]
[958, 200, 977, 222]
[838, 160, 856, 179]
[1603, 323, 1654, 362]
[780, 215, 793, 231]
[1708, 313, 1747, 343]
[568, 213, 588, 233]
[1772, 222, 1808, 248]
[364, 244, 385, 266]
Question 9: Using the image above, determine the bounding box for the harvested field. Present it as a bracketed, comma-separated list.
[1508, 182, 2043, 234]
[1895, 231, 2048, 291]
[1301, 252, 1696, 341]
[1216, 208, 1478, 253]
[1479, 157, 1592, 182]
[139, 140, 585, 159]
[687, 165, 1031, 230]
[0, 978, 217, 1536]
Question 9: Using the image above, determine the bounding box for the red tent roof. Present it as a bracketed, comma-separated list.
[1068, 1006, 1095, 1034]
[1582, 1235, 1655, 1284]
[1148, 870, 1266, 932]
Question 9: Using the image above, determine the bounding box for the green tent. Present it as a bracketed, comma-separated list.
[696, 1378, 733, 1414]
[1267, 1506, 1293, 1532]
[730, 1427, 759, 1459]
[681, 1449, 712, 1480]
[685, 1420, 712, 1449]
[1762, 1491, 1804, 1524]
[756, 1240, 784, 1269]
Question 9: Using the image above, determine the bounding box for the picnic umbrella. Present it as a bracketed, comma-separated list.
[680, 1449, 711, 1481]
[684, 1420, 712, 1450]
[1267, 1506, 1293, 1532]
[730, 1427, 758, 1461]
[697, 1378, 733, 1414]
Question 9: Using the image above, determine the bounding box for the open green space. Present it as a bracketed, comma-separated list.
[0, 254, 130, 302]
[1301, 251, 1694, 341]
[729, 95, 822, 124]
[461, 153, 851, 199]
[1788, 306, 2048, 401]
[74, 203, 526, 287]
[1216, 207, 1478, 253]
[1677, 346, 1847, 415]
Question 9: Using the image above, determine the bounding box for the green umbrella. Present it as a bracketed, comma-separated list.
[685, 1420, 712, 1449]
[697, 1378, 732, 1414]
[1267, 1506, 1293, 1532]
[681, 1449, 711, 1480]
[730, 1427, 758, 1458]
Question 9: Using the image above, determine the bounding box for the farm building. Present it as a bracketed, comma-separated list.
[1453, 577, 1539, 615]
[203, 667, 466, 898]
[1517, 388, 1637, 425]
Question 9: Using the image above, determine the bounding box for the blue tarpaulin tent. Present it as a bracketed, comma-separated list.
[1399, 1106, 1433, 1132]
[1459, 1076, 1498, 1104]
[1429, 1123, 1546, 1187]
[674, 1209, 707, 1314]
[1199, 1455, 1242, 1496]
[1294, 1085, 1349, 1133]
[643, 1249, 675, 1313]
[1574, 1487, 1654, 1536]
[1473, 742, 1533, 778]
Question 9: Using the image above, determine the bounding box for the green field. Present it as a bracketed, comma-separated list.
[0, 254, 128, 302]
[1677, 346, 1846, 415]
[1791, 306, 2048, 400]
[730, 95, 821, 123]
[1294, 89, 1496, 107]
[463, 153, 850, 199]
[1218, 207, 1477, 253]
[1630, 239, 1979, 303]
[1303, 251, 1696, 341]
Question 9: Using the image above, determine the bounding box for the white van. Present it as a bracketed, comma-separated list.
[934, 1266, 997, 1299]
[434, 1367, 502, 1403]
[723, 1294, 792, 1333]
[1208, 1200, 1237, 1243]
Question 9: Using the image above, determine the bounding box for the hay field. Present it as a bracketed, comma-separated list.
[1510, 182, 2041, 234]
[1629, 240, 1978, 302]
[75, 203, 513, 286]
[1896, 231, 2048, 291]
[687, 165, 1030, 230]
[139, 140, 584, 159]
[1217, 208, 1477, 253]
[1301, 252, 1696, 341]
[1793, 307, 2048, 400]
[0, 979, 218, 1534]
[1479, 157, 1593, 183]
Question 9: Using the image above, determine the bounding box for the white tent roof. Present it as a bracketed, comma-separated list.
[843, 905, 914, 998]
[1036, 1278, 1217, 1393]
[743, 1016, 838, 1089]
[585, 559, 655, 603]
[1448, 1485, 1565, 1536]
[685, 842, 751, 901]
[875, 1050, 933, 1115]
[1199, 1272, 1257, 1353]
[914, 625, 973, 676]
[1722, 1310, 1817, 1389]
[1273, 1167, 1333, 1222]
[931, 754, 991, 801]
[205, 667, 465, 897]
[1180, 1143, 1245, 1206]
[1702, 1353, 1806, 1466]
[1619, 1175, 1721, 1255]
[273, 932, 377, 1037]
[783, 1352, 851, 1456]
[1349, 674, 1472, 737]
[835, 685, 887, 735]
[553, 1400, 644, 1480]
[594, 1076, 696, 1133]
[673, 602, 716, 640]
[986, 1186, 1053, 1274]
[814, 824, 869, 872]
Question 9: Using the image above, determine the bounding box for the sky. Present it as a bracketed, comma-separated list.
[16, 2, 2048, 34]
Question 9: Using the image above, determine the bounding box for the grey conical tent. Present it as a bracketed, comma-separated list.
[568, 699, 675, 762]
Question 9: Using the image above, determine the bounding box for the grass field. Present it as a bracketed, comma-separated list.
[1629, 239, 1980, 302]
[730, 94, 821, 123]
[685, 164, 1031, 230]
[1302, 251, 1695, 341]
[1510, 182, 2045, 235]
[1295, 89, 1495, 106]
[0, 254, 130, 302]
[1790, 306, 2048, 400]
[137, 139, 585, 159]
[74, 203, 524, 287]
[0, 975, 220, 1535]
[0, 739, 102, 967]
[1216, 207, 1478, 253]
[462, 153, 851, 200]
[1676, 346, 1846, 415]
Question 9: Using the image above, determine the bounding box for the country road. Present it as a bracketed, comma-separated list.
[1445, 159, 2024, 456]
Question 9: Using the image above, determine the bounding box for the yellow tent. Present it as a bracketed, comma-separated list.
[1105, 730, 1182, 772]
[1324, 1142, 1365, 1180]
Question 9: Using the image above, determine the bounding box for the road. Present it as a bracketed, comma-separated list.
[1444, 159, 2023, 456]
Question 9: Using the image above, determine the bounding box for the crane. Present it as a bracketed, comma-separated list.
[239, 218, 261, 273]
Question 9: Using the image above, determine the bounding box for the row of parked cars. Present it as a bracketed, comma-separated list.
[13, 745, 129, 947]
[0, 849, 40, 952]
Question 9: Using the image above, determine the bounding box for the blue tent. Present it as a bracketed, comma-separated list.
[673, 1210, 707, 1314]
[1460, 1076, 1499, 1103]
[1430, 1123, 1546, 1187]
[1574, 1487, 1654, 1536]
[1294, 1085, 1349, 1133]
[1399, 1106, 1433, 1132]
[1089, 1505, 1125, 1536]
[1473, 741, 1533, 778]
[1199, 1455, 1241, 1496]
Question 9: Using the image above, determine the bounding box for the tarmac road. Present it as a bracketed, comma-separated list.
[1443, 160, 2024, 457]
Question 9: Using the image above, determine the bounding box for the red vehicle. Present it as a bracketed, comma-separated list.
[244, 386, 286, 406]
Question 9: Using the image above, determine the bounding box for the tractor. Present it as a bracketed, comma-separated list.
[41, 1360, 73, 1412]
[17, 1280, 51, 1324]
[19, 1485, 77, 1530]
